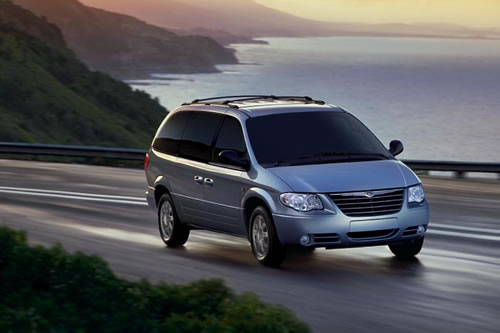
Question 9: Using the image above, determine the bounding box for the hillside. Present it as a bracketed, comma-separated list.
[79, 0, 500, 40]
[0, 0, 67, 50]
[0, 0, 166, 148]
[80, 0, 324, 37]
[13, 0, 237, 78]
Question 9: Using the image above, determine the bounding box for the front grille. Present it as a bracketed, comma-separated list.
[329, 188, 404, 217]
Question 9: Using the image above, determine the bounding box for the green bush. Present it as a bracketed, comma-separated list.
[0, 227, 309, 333]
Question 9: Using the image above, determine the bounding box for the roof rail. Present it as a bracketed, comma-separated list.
[182, 95, 325, 107]
[189, 95, 274, 103]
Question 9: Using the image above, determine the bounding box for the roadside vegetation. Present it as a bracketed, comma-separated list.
[0, 226, 309, 333]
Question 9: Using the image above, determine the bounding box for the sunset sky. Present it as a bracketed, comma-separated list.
[255, 0, 499, 28]
[79, 0, 500, 30]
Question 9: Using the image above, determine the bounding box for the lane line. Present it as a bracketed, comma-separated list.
[430, 223, 500, 235]
[421, 248, 500, 266]
[1, 186, 499, 241]
[0, 189, 147, 206]
[426, 230, 500, 241]
[0, 186, 146, 201]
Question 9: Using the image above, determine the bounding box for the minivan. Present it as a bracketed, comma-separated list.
[145, 96, 429, 267]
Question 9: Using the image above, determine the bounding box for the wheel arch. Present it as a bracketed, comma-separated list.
[241, 188, 277, 239]
[153, 175, 172, 207]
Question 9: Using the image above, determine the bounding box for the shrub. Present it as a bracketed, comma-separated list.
[0, 227, 309, 333]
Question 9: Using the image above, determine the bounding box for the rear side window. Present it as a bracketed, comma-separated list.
[213, 117, 247, 163]
[179, 112, 223, 163]
[153, 111, 190, 155]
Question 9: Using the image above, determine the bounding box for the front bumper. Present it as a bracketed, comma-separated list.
[272, 201, 429, 248]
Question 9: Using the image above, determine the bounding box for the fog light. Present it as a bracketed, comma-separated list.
[300, 235, 311, 246]
[417, 225, 426, 235]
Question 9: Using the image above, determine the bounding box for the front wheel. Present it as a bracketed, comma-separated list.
[158, 193, 190, 247]
[250, 206, 287, 267]
[389, 237, 424, 259]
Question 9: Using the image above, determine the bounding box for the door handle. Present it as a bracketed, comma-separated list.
[194, 175, 204, 184]
[204, 178, 214, 186]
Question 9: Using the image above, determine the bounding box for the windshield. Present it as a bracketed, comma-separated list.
[246, 111, 392, 167]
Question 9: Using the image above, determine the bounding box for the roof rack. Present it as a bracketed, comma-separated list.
[182, 95, 325, 108]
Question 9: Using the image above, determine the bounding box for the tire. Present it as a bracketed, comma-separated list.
[158, 193, 190, 247]
[249, 206, 287, 267]
[389, 237, 424, 259]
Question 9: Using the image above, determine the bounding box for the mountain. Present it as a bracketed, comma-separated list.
[0, 0, 67, 50]
[13, 0, 237, 78]
[80, 0, 327, 37]
[0, 0, 166, 148]
[80, 0, 500, 40]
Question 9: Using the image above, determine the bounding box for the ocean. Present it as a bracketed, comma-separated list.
[129, 37, 500, 162]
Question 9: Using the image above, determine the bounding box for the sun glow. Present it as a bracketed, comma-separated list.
[255, 0, 500, 28]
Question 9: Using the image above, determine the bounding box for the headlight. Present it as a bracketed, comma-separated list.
[408, 184, 425, 203]
[280, 193, 323, 212]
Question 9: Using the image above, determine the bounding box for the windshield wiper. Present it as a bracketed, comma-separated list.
[264, 152, 389, 167]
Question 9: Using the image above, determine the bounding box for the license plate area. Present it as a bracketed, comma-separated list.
[349, 218, 398, 232]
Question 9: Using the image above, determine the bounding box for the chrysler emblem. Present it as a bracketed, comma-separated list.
[364, 191, 374, 198]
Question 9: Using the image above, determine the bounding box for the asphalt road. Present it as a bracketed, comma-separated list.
[1, 159, 499, 332]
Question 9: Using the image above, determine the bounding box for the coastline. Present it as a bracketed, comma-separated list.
[128, 36, 500, 162]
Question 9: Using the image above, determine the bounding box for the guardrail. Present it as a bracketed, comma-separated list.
[1, 142, 499, 179]
[403, 160, 500, 179]
[0, 142, 146, 161]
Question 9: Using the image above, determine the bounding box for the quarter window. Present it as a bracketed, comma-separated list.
[152, 111, 190, 155]
[179, 112, 223, 163]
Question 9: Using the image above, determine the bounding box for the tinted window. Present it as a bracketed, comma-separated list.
[246, 111, 392, 167]
[179, 112, 223, 162]
[213, 117, 247, 163]
[153, 111, 190, 155]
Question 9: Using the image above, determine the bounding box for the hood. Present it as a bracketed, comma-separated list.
[268, 160, 419, 193]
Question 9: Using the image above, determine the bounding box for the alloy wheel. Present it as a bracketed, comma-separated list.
[252, 215, 269, 260]
[160, 200, 174, 240]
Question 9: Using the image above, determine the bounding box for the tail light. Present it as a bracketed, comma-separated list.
[144, 153, 149, 172]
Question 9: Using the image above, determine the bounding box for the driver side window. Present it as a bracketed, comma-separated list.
[212, 116, 247, 164]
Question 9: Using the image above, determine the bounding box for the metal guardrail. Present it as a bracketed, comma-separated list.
[403, 160, 500, 178]
[0, 142, 146, 161]
[1, 142, 499, 178]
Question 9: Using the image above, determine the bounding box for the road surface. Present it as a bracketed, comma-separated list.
[0, 159, 499, 332]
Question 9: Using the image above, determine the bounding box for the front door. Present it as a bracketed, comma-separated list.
[202, 116, 248, 235]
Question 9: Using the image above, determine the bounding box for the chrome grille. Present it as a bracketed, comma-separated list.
[329, 188, 404, 217]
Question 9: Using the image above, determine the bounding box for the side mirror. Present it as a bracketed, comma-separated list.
[389, 140, 404, 157]
[218, 150, 250, 170]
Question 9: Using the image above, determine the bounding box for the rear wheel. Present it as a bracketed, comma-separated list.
[158, 193, 189, 247]
[389, 237, 424, 259]
[250, 206, 287, 267]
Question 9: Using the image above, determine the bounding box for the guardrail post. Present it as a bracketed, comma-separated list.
[455, 171, 465, 179]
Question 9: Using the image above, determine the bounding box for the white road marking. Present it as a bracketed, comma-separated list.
[0, 188, 147, 206]
[0, 186, 146, 201]
[426, 230, 500, 241]
[1, 186, 499, 241]
[430, 223, 500, 235]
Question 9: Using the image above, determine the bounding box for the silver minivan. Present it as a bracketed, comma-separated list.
[145, 96, 429, 267]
